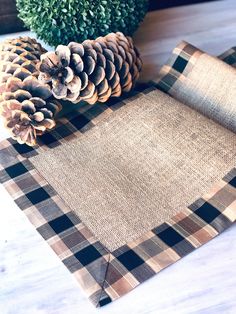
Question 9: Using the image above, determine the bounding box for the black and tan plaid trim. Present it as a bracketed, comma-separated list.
[152, 41, 204, 93]
[153, 41, 236, 93]
[102, 168, 236, 301]
[219, 47, 236, 67]
[0, 154, 112, 306]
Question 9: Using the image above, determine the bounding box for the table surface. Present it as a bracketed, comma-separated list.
[1, 1, 236, 313]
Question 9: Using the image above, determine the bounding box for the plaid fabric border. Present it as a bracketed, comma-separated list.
[103, 169, 236, 301]
[152, 41, 204, 93]
[153, 41, 236, 93]
[219, 47, 236, 67]
[0, 154, 112, 307]
[0, 144, 235, 307]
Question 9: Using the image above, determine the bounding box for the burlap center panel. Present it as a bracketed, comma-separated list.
[30, 90, 236, 251]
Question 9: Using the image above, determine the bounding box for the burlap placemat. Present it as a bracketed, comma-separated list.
[1, 46, 236, 307]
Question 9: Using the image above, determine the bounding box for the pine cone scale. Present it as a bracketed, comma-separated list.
[68, 42, 84, 56]
[90, 66, 105, 86]
[80, 81, 95, 99]
[97, 79, 109, 96]
[79, 72, 88, 91]
[97, 52, 106, 68]
[105, 60, 116, 81]
[71, 54, 84, 73]
[84, 56, 96, 75]
[67, 76, 81, 93]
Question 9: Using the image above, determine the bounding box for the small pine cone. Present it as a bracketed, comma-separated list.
[0, 37, 47, 88]
[0, 76, 61, 146]
[38, 32, 142, 105]
[0, 36, 62, 146]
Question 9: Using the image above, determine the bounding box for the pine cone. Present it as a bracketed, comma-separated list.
[0, 76, 61, 146]
[0, 37, 46, 55]
[38, 32, 142, 104]
[0, 37, 61, 146]
[0, 37, 46, 89]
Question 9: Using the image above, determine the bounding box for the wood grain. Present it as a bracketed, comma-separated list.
[134, 0, 236, 81]
[149, 0, 217, 11]
[0, 0, 25, 34]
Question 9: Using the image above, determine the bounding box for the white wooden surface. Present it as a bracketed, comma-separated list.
[1, 1, 236, 313]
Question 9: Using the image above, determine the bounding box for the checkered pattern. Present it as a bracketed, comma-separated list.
[219, 47, 236, 67]
[0, 155, 111, 306]
[1, 47, 236, 306]
[102, 168, 236, 302]
[153, 41, 236, 93]
[152, 41, 204, 93]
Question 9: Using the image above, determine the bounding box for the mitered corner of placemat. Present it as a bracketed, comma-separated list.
[99, 167, 236, 305]
[0, 145, 113, 307]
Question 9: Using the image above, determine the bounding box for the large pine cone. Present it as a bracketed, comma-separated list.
[38, 32, 142, 104]
[0, 37, 61, 146]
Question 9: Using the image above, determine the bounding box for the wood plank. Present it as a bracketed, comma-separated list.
[0, 0, 25, 34]
[149, 0, 217, 10]
[134, 0, 236, 81]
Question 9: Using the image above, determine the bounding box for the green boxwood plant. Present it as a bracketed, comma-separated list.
[16, 0, 149, 47]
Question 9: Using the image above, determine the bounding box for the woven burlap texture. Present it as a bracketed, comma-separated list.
[172, 53, 236, 133]
[30, 89, 236, 251]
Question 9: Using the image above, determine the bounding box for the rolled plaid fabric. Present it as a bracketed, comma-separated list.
[153, 42, 236, 133]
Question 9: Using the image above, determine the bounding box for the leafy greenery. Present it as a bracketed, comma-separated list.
[16, 0, 149, 47]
